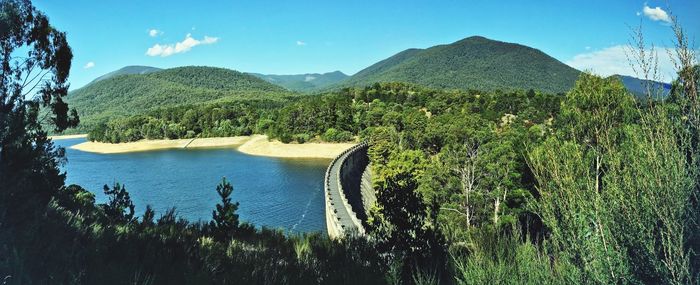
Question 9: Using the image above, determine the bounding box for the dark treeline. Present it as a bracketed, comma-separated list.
[3, 0, 700, 284]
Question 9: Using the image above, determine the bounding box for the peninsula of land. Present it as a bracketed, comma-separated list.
[67, 135, 355, 159]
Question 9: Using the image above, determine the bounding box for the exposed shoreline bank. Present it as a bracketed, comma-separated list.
[49, 134, 88, 140]
[237, 135, 355, 159]
[69, 135, 355, 159]
[71, 136, 250, 154]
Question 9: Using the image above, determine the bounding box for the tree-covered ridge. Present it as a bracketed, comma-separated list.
[86, 65, 162, 86]
[64, 66, 297, 133]
[250, 71, 349, 92]
[339, 36, 582, 94]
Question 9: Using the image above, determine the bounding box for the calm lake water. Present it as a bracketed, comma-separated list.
[53, 138, 328, 233]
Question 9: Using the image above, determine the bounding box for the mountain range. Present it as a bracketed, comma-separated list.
[249, 71, 348, 92]
[65, 36, 672, 133]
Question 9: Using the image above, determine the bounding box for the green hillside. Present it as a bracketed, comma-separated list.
[66, 66, 295, 132]
[340, 36, 581, 94]
[249, 71, 348, 92]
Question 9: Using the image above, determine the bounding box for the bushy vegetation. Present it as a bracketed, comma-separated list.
[341, 36, 581, 94]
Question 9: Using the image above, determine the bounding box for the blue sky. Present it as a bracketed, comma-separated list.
[33, 0, 700, 89]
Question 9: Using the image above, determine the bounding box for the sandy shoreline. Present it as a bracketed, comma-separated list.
[69, 135, 355, 158]
[71, 136, 250, 154]
[237, 135, 355, 159]
[49, 134, 88, 140]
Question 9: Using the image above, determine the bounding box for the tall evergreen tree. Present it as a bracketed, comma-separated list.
[101, 183, 135, 224]
[211, 177, 240, 241]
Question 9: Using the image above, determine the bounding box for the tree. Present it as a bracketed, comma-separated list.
[369, 150, 446, 282]
[446, 140, 480, 228]
[210, 177, 240, 241]
[0, 0, 78, 224]
[101, 183, 135, 224]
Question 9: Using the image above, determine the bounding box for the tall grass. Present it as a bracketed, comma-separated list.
[452, 229, 579, 285]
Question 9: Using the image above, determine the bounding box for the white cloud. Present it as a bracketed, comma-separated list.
[296, 40, 306, 46]
[146, 33, 219, 57]
[83, 61, 95, 69]
[565, 45, 677, 82]
[642, 4, 671, 23]
[202, 36, 218, 44]
[304, 75, 316, 82]
[148, 29, 162, 37]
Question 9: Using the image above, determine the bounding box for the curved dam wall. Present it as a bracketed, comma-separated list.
[324, 142, 373, 239]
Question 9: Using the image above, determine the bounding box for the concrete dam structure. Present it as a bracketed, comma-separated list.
[324, 142, 376, 239]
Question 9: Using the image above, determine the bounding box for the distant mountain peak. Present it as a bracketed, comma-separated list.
[86, 65, 162, 87]
[341, 36, 581, 94]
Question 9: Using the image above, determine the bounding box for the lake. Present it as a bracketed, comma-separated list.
[53, 138, 328, 233]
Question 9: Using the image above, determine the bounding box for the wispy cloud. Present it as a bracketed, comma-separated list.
[146, 33, 219, 57]
[83, 61, 95, 69]
[148, 29, 163, 37]
[642, 4, 671, 23]
[296, 40, 306, 46]
[565, 45, 677, 82]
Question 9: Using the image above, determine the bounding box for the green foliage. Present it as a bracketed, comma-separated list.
[341, 36, 581, 94]
[87, 101, 270, 142]
[369, 149, 448, 283]
[211, 177, 240, 242]
[100, 183, 135, 224]
[528, 73, 697, 284]
[321, 128, 353, 142]
[453, 229, 580, 285]
[0, 0, 77, 226]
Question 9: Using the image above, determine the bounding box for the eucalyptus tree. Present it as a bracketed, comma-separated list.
[0, 0, 79, 223]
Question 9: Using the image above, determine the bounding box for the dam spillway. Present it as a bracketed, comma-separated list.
[324, 142, 375, 239]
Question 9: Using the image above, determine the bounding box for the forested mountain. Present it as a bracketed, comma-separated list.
[249, 71, 348, 92]
[614, 74, 672, 99]
[339, 36, 582, 94]
[66, 66, 296, 132]
[87, 65, 162, 85]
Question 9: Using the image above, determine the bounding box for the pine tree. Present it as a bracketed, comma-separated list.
[101, 183, 135, 224]
[211, 177, 240, 241]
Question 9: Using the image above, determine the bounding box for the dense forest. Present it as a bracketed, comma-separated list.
[87, 82, 559, 145]
[3, 0, 700, 284]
